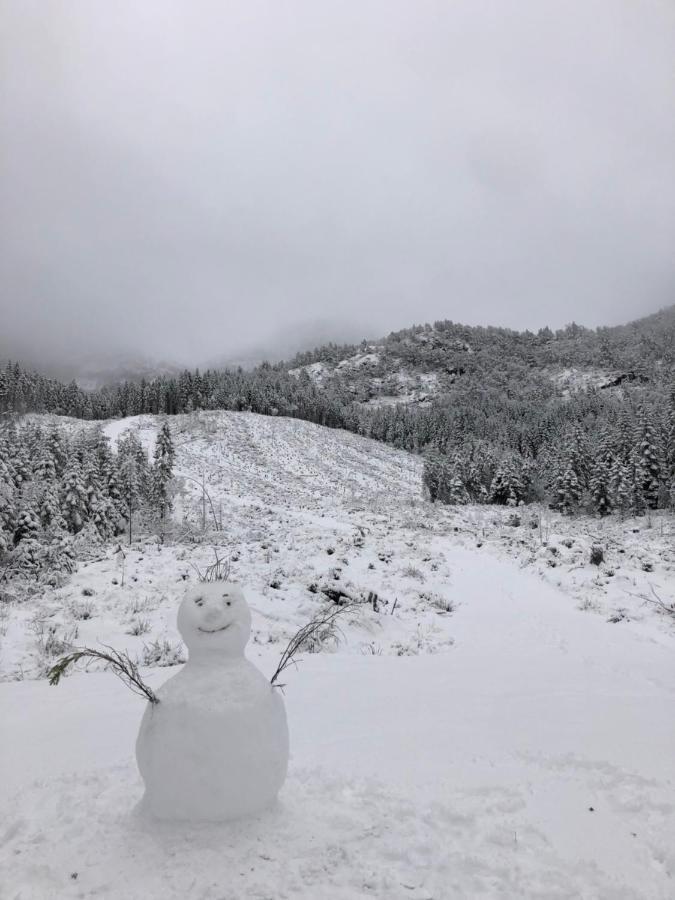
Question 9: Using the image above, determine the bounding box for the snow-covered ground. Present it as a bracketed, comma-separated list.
[1, 411, 674, 898]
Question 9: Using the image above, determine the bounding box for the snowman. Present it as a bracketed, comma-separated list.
[135, 581, 289, 821]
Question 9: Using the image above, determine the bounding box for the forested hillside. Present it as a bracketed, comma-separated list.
[1, 306, 674, 519]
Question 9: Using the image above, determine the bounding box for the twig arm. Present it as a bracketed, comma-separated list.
[48, 646, 159, 704]
[270, 601, 358, 687]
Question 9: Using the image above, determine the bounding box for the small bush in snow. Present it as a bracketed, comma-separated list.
[127, 617, 151, 636]
[590, 545, 604, 566]
[32, 618, 79, 664]
[578, 596, 601, 612]
[360, 642, 383, 655]
[421, 592, 455, 614]
[141, 639, 186, 667]
[69, 600, 95, 621]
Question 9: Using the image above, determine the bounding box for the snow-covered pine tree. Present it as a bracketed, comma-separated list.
[489, 457, 524, 506]
[12, 537, 42, 579]
[37, 482, 65, 531]
[45, 428, 68, 477]
[61, 459, 88, 533]
[11, 441, 30, 488]
[633, 411, 662, 510]
[117, 448, 141, 544]
[463, 445, 491, 501]
[0, 454, 15, 552]
[82, 453, 104, 519]
[434, 451, 468, 504]
[551, 465, 581, 514]
[549, 425, 590, 513]
[450, 471, 470, 504]
[422, 450, 444, 503]
[92, 433, 124, 533]
[152, 421, 175, 528]
[589, 434, 614, 516]
[609, 456, 632, 516]
[568, 423, 591, 490]
[33, 443, 57, 482]
[666, 392, 675, 507]
[90, 494, 118, 539]
[13, 502, 40, 545]
[44, 533, 76, 575]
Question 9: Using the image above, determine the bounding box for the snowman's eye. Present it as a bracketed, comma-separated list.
[194, 597, 204, 607]
[226, 601, 232, 606]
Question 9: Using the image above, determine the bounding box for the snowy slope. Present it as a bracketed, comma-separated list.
[1, 411, 674, 898]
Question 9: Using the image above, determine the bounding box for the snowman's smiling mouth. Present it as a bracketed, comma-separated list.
[198, 623, 232, 634]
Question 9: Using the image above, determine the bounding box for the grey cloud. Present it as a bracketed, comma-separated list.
[1, 0, 674, 372]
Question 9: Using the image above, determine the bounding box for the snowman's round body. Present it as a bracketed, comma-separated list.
[136, 582, 289, 822]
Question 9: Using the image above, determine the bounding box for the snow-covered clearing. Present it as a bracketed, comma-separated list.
[1, 411, 674, 898]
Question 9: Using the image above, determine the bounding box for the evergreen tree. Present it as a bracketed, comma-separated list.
[666, 392, 675, 491]
[118, 453, 141, 544]
[444, 469, 469, 505]
[633, 412, 662, 510]
[37, 482, 65, 531]
[11, 442, 31, 488]
[422, 451, 445, 503]
[152, 421, 175, 528]
[82, 455, 104, 518]
[589, 435, 614, 516]
[44, 533, 76, 574]
[12, 537, 42, 579]
[13, 503, 40, 545]
[90, 494, 118, 539]
[46, 428, 68, 477]
[0, 455, 15, 552]
[33, 444, 57, 482]
[551, 465, 581, 514]
[489, 458, 524, 506]
[61, 459, 88, 533]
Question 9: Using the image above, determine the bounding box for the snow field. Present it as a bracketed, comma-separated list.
[1, 410, 674, 897]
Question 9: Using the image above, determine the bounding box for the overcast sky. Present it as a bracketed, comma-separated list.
[1, 0, 674, 370]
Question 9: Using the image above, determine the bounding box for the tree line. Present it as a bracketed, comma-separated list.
[1, 341, 674, 521]
[0, 420, 175, 580]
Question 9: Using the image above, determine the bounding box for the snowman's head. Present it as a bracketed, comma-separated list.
[178, 581, 251, 658]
